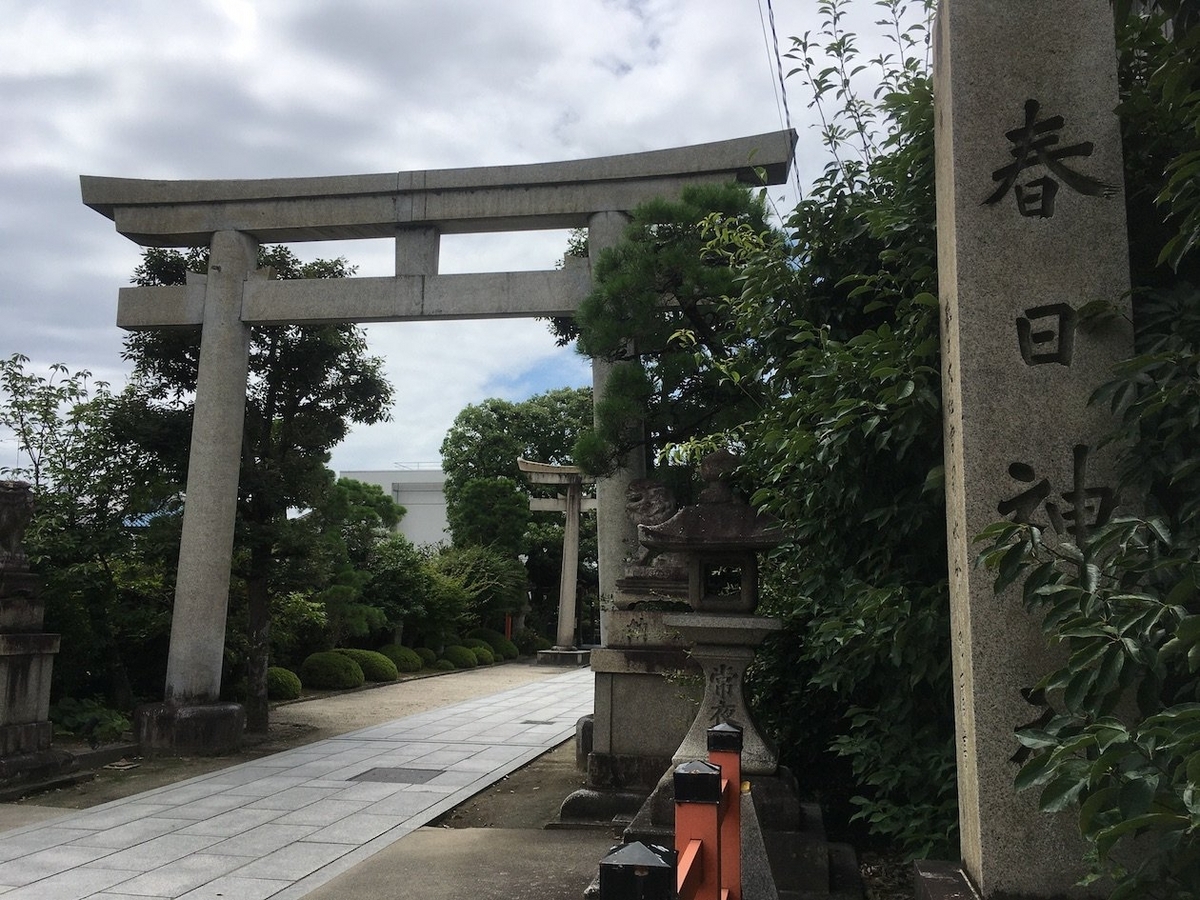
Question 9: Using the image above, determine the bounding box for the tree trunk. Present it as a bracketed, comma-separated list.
[244, 542, 272, 733]
[91, 585, 135, 711]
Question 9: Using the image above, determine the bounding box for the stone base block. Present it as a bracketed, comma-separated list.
[0, 747, 76, 786]
[0, 720, 52, 756]
[587, 751, 674, 793]
[556, 787, 646, 826]
[135, 701, 245, 757]
[0, 586, 45, 630]
[537, 649, 591, 667]
[913, 861, 982, 900]
[0, 633, 59, 722]
[575, 715, 593, 769]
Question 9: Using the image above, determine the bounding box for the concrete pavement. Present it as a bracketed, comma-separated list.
[0, 666, 598, 900]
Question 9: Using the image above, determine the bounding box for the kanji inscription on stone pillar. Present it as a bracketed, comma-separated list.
[935, 1, 1133, 896]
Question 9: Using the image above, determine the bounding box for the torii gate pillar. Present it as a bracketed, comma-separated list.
[138, 230, 259, 754]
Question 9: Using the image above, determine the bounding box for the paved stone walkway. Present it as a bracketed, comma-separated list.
[0, 667, 594, 900]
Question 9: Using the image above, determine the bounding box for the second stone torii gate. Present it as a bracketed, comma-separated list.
[517, 457, 597, 664]
[80, 130, 797, 752]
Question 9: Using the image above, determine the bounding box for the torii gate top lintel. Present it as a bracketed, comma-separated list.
[80, 130, 797, 247]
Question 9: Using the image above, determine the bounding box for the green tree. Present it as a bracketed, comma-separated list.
[358, 533, 434, 644]
[445, 476, 529, 556]
[0, 355, 181, 708]
[440, 387, 594, 507]
[282, 477, 405, 648]
[564, 183, 773, 475]
[440, 387, 595, 628]
[567, 0, 953, 855]
[129, 246, 393, 732]
[314, 477, 405, 568]
[428, 544, 529, 632]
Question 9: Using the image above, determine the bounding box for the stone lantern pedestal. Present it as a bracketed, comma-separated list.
[664, 613, 782, 774]
[0, 481, 72, 786]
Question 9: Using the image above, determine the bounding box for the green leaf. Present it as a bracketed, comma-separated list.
[1040, 773, 1087, 813]
[1118, 777, 1155, 818]
[1079, 785, 1119, 836]
[1015, 752, 1056, 791]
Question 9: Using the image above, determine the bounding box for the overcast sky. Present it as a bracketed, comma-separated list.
[0, 0, 902, 474]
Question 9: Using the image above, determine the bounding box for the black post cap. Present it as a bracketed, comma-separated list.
[598, 841, 675, 900]
[674, 759, 722, 803]
[707, 721, 743, 753]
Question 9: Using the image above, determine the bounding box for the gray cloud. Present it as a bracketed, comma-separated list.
[0, 0, 911, 471]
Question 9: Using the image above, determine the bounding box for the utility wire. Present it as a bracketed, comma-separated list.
[758, 0, 803, 203]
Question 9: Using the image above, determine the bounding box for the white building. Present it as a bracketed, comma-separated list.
[340, 467, 450, 548]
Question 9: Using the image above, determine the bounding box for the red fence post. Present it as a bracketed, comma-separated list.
[674, 759, 722, 900]
[708, 722, 743, 900]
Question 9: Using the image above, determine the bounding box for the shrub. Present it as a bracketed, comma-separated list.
[433, 658, 456, 671]
[266, 666, 302, 701]
[378, 644, 422, 674]
[468, 628, 520, 660]
[49, 698, 131, 745]
[334, 648, 398, 682]
[415, 647, 437, 667]
[442, 644, 478, 669]
[463, 637, 492, 652]
[300, 651, 365, 690]
[470, 645, 495, 666]
[494, 637, 520, 660]
[512, 628, 551, 655]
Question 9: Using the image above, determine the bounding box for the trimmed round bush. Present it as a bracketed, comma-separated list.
[432, 658, 456, 671]
[467, 628, 519, 660]
[463, 637, 492, 652]
[415, 647, 437, 667]
[334, 648, 398, 682]
[442, 644, 478, 669]
[470, 645, 495, 666]
[493, 636, 519, 660]
[378, 644, 422, 674]
[266, 666, 302, 701]
[512, 628, 552, 656]
[300, 651, 364, 690]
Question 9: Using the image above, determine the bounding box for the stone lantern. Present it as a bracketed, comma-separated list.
[637, 451, 784, 775]
[0, 481, 68, 784]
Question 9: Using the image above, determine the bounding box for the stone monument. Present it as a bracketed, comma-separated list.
[932, 1, 1133, 896]
[0, 481, 71, 785]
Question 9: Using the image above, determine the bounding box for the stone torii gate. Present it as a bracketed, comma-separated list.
[517, 457, 597, 664]
[81, 131, 797, 752]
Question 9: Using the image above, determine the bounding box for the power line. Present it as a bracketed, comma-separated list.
[757, 0, 803, 203]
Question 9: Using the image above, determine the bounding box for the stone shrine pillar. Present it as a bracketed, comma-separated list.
[137, 230, 257, 755]
[934, 2, 1132, 896]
